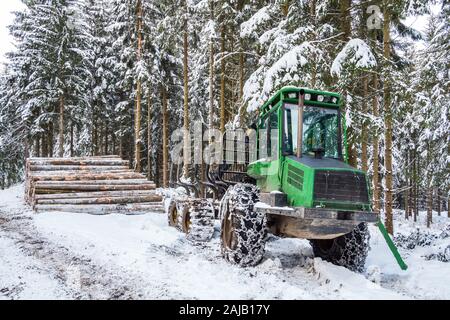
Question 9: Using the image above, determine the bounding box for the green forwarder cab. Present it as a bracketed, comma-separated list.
[222, 86, 378, 271]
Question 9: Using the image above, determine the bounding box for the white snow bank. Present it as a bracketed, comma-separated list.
[313, 258, 406, 299]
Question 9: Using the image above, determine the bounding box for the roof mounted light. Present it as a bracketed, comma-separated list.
[317, 95, 324, 102]
[304, 93, 311, 100]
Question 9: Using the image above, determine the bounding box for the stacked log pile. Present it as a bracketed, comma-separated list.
[25, 156, 163, 214]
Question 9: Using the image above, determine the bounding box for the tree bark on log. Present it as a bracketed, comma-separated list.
[29, 173, 144, 182]
[28, 159, 129, 166]
[35, 179, 151, 186]
[33, 184, 156, 193]
[30, 165, 129, 172]
[37, 194, 162, 205]
[29, 170, 133, 178]
[35, 190, 158, 200]
[25, 155, 160, 211]
[29, 156, 121, 161]
[35, 203, 164, 214]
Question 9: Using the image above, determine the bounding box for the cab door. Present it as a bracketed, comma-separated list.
[246, 106, 281, 192]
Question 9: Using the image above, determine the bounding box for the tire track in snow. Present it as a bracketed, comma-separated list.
[0, 207, 149, 299]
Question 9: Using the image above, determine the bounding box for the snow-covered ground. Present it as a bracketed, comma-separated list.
[0, 184, 449, 300]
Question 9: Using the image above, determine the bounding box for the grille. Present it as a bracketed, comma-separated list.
[314, 170, 368, 203]
[287, 165, 304, 190]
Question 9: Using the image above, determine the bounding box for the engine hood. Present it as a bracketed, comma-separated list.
[287, 155, 355, 170]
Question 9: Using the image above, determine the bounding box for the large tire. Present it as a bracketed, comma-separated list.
[220, 183, 267, 267]
[167, 197, 184, 231]
[182, 199, 215, 242]
[310, 223, 370, 272]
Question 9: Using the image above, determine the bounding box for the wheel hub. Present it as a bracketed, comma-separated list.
[222, 213, 236, 250]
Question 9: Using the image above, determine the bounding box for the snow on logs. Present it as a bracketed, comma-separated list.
[25, 156, 163, 214]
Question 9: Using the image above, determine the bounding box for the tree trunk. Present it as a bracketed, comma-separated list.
[70, 122, 74, 157]
[340, 0, 351, 40]
[119, 122, 124, 159]
[162, 86, 169, 188]
[436, 189, 441, 216]
[42, 125, 48, 158]
[448, 198, 449, 218]
[58, 96, 64, 158]
[310, 0, 317, 88]
[427, 187, 433, 228]
[408, 149, 413, 217]
[35, 135, 41, 157]
[134, 0, 143, 172]
[383, 2, 393, 234]
[183, 0, 190, 177]
[340, 0, 357, 167]
[239, 49, 244, 101]
[371, 73, 380, 212]
[361, 75, 368, 172]
[104, 123, 109, 155]
[93, 111, 98, 156]
[220, 25, 226, 133]
[413, 149, 418, 222]
[208, 2, 215, 133]
[48, 121, 54, 157]
[147, 93, 152, 181]
[405, 170, 409, 220]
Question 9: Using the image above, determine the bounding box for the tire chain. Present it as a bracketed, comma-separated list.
[185, 199, 215, 243]
[335, 223, 370, 272]
[221, 184, 268, 267]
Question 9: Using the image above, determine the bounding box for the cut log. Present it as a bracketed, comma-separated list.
[28, 155, 121, 160]
[29, 165, 129, 171]
[33, 184, 156, 193]
[28, 159, 129, 166]
[29, 170, 133, 176]
[25, 155, 162, 214]
[35, 203, 164, 215]
[35, 190, 157, 200]
[35, 179, 151, 186]
[29, 172, 145, 182]
[36, 194, 162, 205]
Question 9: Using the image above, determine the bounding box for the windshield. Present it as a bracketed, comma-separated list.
[283, 103, 340, 158]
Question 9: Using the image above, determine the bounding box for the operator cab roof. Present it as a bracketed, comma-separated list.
[260, 86, 342, 115]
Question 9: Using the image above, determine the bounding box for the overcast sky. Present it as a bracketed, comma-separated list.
[0, 0, 26, 65]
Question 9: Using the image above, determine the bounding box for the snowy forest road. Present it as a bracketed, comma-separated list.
[1, 185, 449, 300]
[0, 203, 149, 299]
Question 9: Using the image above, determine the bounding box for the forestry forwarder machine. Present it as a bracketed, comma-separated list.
[167, 86, 407, 272]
